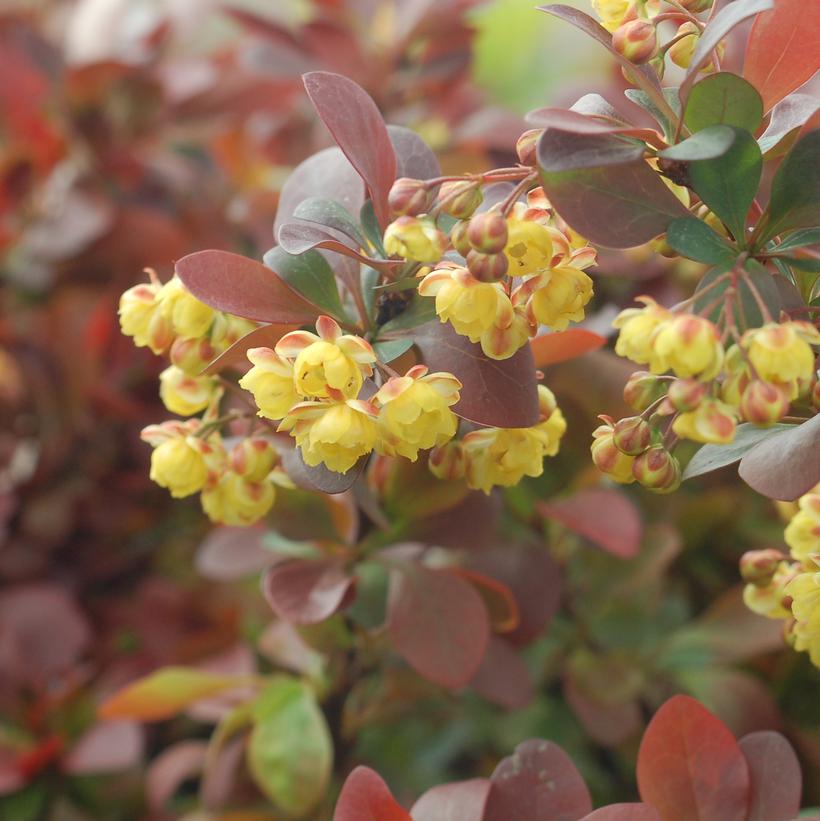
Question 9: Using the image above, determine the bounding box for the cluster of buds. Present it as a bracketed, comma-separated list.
[741, 485, 820, 668]
[119, 270, 255, 416]
[384, 180, 597, 360]
[593, 294, 819, 489]
[429, 385, 567, 494]
[240, 316, 462, 474]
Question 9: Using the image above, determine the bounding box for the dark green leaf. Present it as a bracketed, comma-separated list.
[666, 217, 736, 264]
[772, 227, 820, 252]
[263, 246, 347, 321]
[772, 256, 820, 273]
[293, 197, 367, 248]
[688, 127, 762, 243]
[684, 73, 763, 134]
[763, 130, 820, 240]
[659, 125, 736, 161]
[625, 88, 681, 142]
[361, 266, 380, 321]
[360, 200, 386, 257]
[693, 261, 781, 329]
[379, 294, 437, 333]
[373, 338, 414, 363]
[247, 677, 332, 816]
[682, 423, 792, 480]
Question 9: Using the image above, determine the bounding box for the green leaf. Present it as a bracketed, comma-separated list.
[625, 87, 681, 142]
[688, 127, 762, 243]
[692, 261, 781, 329]
[373, 337, 414, 363]
[247, 677, 332, 817]
[293, 197, 367, 249]
[682, 423, 792, 480]
[379, 294, 438, 333]
[360, 200, 386, 257]
[263, 246, 347, 321]
[666, 217, 736, 264]
[361, 266, 380, 321]
[763, 130, 820, 241]
[772, 256, 820, 273]
[683, 73, 763, 134]
[659, 125, 737, 161]
[772, 227, 820, 252]
[0, 786, 47, 821]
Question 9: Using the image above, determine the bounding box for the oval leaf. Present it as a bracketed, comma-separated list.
[660, 125, 736, 161]
[739, 731, 802, 821]
[387, 565, 490, 689]
[758, 93, 820, 154]
[539, 129, 646, 171]
[292, 197, 367, 248]
[247, 677, 332, 817]
[203, 323, 298, 375]
[176, 250, 319, 324]
[636, 695, 750, 821]
[469, 637, 534, 710]
[684, 73, 764, 135]
[303, 72, 397, 228]
[411, 779, 491, 821]
[278, 444, 367, 494]
[530, 329, 607, 367]
[666, 217, 736, 265]
[334, 767, 411, 821]
[527, 108, 663, 146]
[262, 558, 356, 625]
[388, 124, 441, 181]
[484, 739, 593, 821]
[738, 415, 820, 500]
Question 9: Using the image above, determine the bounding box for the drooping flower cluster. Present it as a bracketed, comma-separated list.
[741, 486, 820, 668]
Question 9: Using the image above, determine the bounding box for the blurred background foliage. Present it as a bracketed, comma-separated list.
[1, 1, 818, 819]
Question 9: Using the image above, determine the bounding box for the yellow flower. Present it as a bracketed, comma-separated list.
[720, 344, 751, 405]
[275, 316, 375, 400]
[158, 276, 216, 339]
[374, 365, 461, 461]
[784, 570, 820, 667]
[533, 385, 567, 456]
[591, 0, 633, 31]
[383, 216, 446, 262]
[141, 420, 224, 498]
[504, 206, 554, 276]
[279, 399, 378, 473]
[652, 314, 724, 379]
[672, 398, 737, 444]
[428, 440, 466, 481]
[201, 471, 275, 526]
[591, 419, 636, 484]
[418, 264, 509, 342]
[159, 365, 220, 416]
[515, 266, 594, 331]
[613, 296, 671, 371]
[668, 22, 699, 69]
[239, 347, 300, 421]
[230, 438, 279, 483]
[119, 280, 173, 354]
[480, 307, 533, 360]
[742, 561, 794, 620]
[785, 486, 820, 563]
[462, 427, 547, 493]
[742, 322, 820, 399]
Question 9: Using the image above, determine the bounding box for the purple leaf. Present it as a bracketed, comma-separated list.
[469, 637, 534, 710]
[411, 779, 491, 821]
[195, 526, 272, 580]
[739, 731, 802, 821]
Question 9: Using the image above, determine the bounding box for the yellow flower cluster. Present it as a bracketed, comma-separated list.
[240, 317, 462, 473]
[140, 422, 285, 526]
[429, 385, 566, 493]
[591, 0, 659, 32]
[119, 271, 255, 417]
[742, 486, 820, 668]
[416, 192, 596, 360]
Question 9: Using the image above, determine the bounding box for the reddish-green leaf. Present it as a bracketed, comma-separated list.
[450, 568, 519, 633]
[469, 637, 534, 710]
[203, 323, 298, 375]
[539, 488, 642, 558]
[744, 0, 820, 113]
[175, 250, 319, 324]
[98, 668, 253, 722]
[530, 329, 606, 367]
[262, 558, 356, 625]
[539, 129, 646, 171]
[738, 415, 820, 500]
[387, 565, 490, 689]
[388, 124, 440, 181]
[636, 695, 750, 821]
[484, 739, 593, 821]
[277, 220, 395, 269]
[334, 767, 411, 821]
[580, 806, 660, 821]
[739, 731, 802, 821]
[413, 320, 539, 427]
[758, 93, 820, 154]
[526, 108, 663, 146]
[411, 779, 491, 821]
[303, 72, 397, 228]
[278, 444, 367, 494]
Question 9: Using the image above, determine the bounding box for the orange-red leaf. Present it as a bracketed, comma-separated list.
[530, 329, 607, 368]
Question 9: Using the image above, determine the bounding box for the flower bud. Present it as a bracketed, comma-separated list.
[632, 445, 680, 493]
[170, 336, 218, 375]
[667, 378, 707, 412]
[740, 549, 787, 587]
[612, 416, 652, 455]
[428, 440, 466, 481]
[467, 212, 509, 254]
[159, 366, 220, 417]
[466, 249, 509, 281]
[669, 22, 699, 69]
[450, 220, 472, 257]
[516, 129, 543, 166]
[740, 380, 790, 427]
[388, 177, 433, 217]
[438, 180, 483, 219]
[612, 19, 658, 64]
[119, 281, 174, 354]
[591, 420, 636, 484]
[230, 437, 279, 482]
[623, 371, 665, 411]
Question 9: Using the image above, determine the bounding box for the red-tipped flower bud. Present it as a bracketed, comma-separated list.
[623, 371, 665, 412]
[633, 445, 681, 493]
[438, 180, 483, 219]
[612, 416, 653, 455]
[388, 177, 433, 217]
[428, 441, 466, 481]
[450, 220, 472, 257]
[669, 22, 699, 69]
[612, 19, 658, 65]
[466, 249, 509, 281]
[740, 380, 790, 427]
[516, 129, 543, 166]
[467, 211, 509, 254]
[230, 437, 278, 482]
[740, 549, 786, 587]
[667, 378, 707, 412]
[170, 336, 218, 376]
